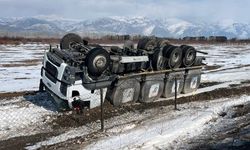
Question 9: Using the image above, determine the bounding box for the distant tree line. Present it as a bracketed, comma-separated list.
[90, 34, 250, 43]
[1, 33, 250, 44]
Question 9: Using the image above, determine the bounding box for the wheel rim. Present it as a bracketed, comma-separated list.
[86, 48, 110, 77]
[187, 51, 195, 61]
[92, 55, 107, 70]
[172, 52, 180, 63]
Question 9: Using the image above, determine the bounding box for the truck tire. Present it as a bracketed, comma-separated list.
[157, 39, 170, 48]
[151, 48, 164, 70]
[60, 33, 83, 50]
[163, 45, 182, 69]
[144, 39, 158, 51]
[86, 48, 110, 77]
[180, 45, 197, 67]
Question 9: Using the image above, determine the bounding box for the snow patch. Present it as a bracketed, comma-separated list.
[143, 25, 155, 35]
[85, 96, 250, 150]
[0, 93, 57, 140]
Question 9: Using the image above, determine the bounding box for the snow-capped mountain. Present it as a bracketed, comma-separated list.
[0, 16, 250, 38]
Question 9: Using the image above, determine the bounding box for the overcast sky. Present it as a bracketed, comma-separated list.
[0, 0, 249, 23]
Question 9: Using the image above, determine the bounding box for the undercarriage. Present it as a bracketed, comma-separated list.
[40, 33, 206, 111]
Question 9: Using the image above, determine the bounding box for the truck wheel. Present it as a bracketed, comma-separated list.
[169, 46, 182, 68]
[180, 45, 197, 67]
[152, 48, 164, 71]
[157, 39, 170, 48]
[162, 45, 173, 69]
[162, 45, 173, 56]
[60, 33, 83, 50]
[144, 39, 158, 51]
[86, 48, 110, 77]
[163, 45, 182, 69]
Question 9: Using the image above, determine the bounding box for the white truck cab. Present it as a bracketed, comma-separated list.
[40, 49, 106, 111]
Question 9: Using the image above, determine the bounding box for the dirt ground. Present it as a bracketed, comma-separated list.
[0, 59, 42, 67]
[0, 91, 37, 99]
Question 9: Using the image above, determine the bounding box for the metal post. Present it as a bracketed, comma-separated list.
[100, 88, 104, 131]
[174, 77, 178, 110]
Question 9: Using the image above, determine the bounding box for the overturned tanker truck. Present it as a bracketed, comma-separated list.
[39, 33, 206, 111]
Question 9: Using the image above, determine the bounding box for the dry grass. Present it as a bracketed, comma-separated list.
[1, 36, 250, 45]
[0, 36, 59, 45]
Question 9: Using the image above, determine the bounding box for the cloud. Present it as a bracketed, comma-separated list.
[0, 0, 249, 22]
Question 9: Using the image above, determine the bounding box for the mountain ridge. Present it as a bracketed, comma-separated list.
[0, 16, 250, 38]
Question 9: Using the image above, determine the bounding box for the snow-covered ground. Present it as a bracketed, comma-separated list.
[0, 43, 250, 149]
[0, 92, 56, 141]
[0, 44, 49, 93]
[84, 96, 250, 150]
[1, 43, 250, 93]
[197, 44, 250, 82]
